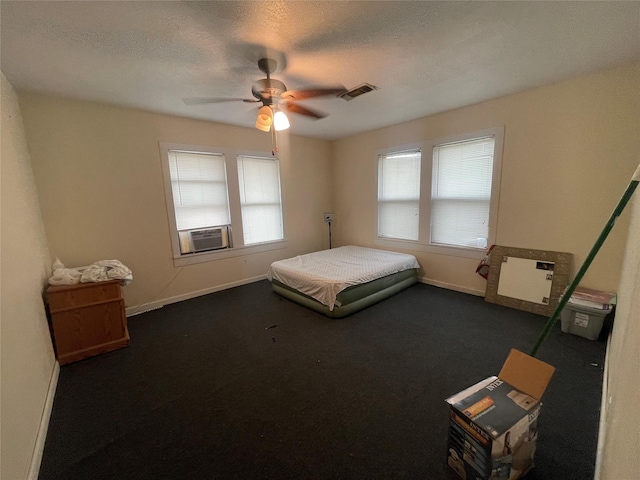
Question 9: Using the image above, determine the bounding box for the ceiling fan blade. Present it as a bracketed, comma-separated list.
[283, 101, 326, 119]
[281, 87, 347, 101]
[183, 97, 259, 105]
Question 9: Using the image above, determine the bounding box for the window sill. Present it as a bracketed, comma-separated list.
[373, 237, 488, 260]
[172, 240, 289, 267]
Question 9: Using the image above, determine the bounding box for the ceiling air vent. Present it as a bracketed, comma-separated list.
[339, 83, 378, 101]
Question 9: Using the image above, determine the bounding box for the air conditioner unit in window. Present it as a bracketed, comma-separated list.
[179, 226, 230, 254]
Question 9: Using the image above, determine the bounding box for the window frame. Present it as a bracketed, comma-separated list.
[159, 142, 287, 266]
[374, 127, 503, 259]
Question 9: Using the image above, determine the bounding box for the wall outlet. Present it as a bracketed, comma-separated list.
[323, 212, 335, 223]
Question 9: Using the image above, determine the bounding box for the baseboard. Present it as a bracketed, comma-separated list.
[27, 360, 60, 480]
[126, 274, 484, 316]
[594, 332, 612, 480]
[418, 276, 485, 297]
[126, 274, 267, 316]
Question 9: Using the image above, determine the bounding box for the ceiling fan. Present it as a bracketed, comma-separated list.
[183, 58, 347, 132]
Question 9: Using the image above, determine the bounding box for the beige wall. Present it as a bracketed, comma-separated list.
[332, 64, 640, 295]
[18, 95, 334, 311]
[1, 73, 56, 479]
[598, 167, 640, 479]
[7, 64, 639, 479]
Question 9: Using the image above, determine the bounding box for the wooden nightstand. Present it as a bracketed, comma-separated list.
[45, 279, 130, 365]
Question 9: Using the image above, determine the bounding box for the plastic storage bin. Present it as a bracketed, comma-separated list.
[560, 302, 611, 340]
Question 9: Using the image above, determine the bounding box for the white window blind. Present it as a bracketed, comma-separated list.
[377, 150, 421, 240]
[237, 155, 284, 245]
[168, 150, 230, 231]
[430, 136, 495, 248]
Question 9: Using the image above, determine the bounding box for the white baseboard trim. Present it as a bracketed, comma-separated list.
[126, 275, 485, 317]
[28, 360, 60, 480]
[594, 333, 612, 480]
[418, 276, 485, 297]
[125, 274, 485, 316]
[126, 275, 267, 316]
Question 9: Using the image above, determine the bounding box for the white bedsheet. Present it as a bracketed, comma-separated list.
[267, 246, 420, 310]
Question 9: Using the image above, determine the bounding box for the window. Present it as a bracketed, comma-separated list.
[167, 150, 231, 254]
[376, 127, 503, 258]
[160, 143, 286, 265]
[168, 151, 230, 231]
[431, 136, 495, 249]
[237, 155, 284, 245]
[377, 149, 421, 241]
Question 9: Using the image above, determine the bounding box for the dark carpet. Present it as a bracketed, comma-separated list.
[39, 281, 606, 479]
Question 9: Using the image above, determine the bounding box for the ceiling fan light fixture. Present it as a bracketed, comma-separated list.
[273, 110, 290, 131]
[185, 59, 339, 133]
[255, 105, 273, 132]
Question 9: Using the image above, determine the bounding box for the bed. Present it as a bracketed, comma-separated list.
[267, 245, 420, 318]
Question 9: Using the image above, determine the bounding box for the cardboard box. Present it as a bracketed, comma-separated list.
[445, 349, 555, 480]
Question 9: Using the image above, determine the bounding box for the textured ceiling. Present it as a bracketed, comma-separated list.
[2, 1, 639, 140]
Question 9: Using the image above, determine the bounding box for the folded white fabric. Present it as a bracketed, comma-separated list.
[48, 258, 133, 286]
[48, 258, 83, 286]
[80, 259, 133, 285]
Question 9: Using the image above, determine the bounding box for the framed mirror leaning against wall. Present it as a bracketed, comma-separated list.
[484, 246, 573, 316]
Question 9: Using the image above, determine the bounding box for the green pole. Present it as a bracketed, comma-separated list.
[530, 165, 640, 357]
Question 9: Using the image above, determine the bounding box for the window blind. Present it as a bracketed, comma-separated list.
[237, 155, 284, 245]
[168, 150, 230, 231]
[377, 150, 421, 241]
[431, 136, 495, 248]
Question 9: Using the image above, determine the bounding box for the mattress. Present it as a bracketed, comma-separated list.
[267, 246, 420, 316]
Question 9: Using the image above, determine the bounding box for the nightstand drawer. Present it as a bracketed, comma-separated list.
[47, 279, 122, 312]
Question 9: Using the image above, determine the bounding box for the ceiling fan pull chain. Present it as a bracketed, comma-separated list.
[271, 127, 279, 156]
